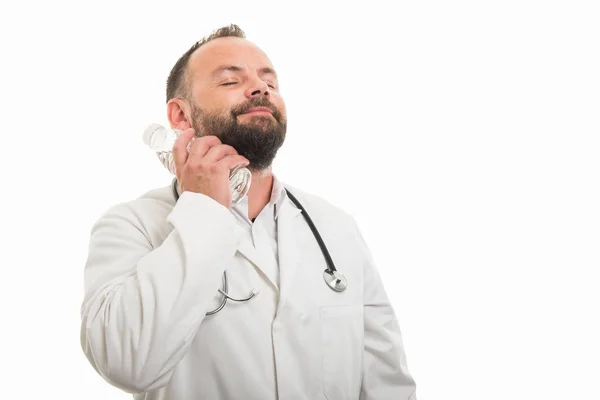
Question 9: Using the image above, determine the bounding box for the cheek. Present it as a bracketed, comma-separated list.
[195, 88, 238, 111]
[198, 96, 227, 112]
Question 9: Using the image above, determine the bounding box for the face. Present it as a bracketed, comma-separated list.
[185, 37, 287, 172]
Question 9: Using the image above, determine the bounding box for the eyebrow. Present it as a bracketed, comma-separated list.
[211, 65, 278, 79]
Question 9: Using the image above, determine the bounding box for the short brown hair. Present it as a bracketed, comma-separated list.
[165, 24, 246, 103]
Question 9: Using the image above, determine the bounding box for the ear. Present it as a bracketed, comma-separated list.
[167, 98, 192, 131]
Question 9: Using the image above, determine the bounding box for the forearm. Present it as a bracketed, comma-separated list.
[80, 192, 242, 393]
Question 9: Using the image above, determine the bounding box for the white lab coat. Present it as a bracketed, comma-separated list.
[80, 181, 417, 400]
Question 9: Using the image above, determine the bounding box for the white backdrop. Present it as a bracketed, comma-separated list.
[1, 0, 599, 399]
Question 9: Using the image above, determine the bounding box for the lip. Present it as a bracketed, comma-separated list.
[243, 107, 273, 115]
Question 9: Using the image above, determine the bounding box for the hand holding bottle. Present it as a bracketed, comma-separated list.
[143, 123, 252, 208]
[172, 128, 250, 208]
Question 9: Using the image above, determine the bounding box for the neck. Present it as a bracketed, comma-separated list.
[246, 168, 274, 220]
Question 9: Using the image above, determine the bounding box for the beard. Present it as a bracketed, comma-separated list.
[190, 97, 287, 172]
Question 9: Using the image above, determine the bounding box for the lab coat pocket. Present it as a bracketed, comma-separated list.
[320, 304, 363, 400]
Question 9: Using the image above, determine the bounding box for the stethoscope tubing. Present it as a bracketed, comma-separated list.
[283, 189, 339, 273]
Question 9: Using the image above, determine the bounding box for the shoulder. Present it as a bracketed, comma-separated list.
[91, 180, 176, 233]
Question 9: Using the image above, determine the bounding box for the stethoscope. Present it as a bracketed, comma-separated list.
[171, 178, 348, 316]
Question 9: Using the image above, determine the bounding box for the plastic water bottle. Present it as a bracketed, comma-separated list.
[143, 123, 252, 204]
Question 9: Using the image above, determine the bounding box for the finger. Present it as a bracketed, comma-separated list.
[187, 135, 223, 160]
[203, 144, 240, 163]
[173, 128, 196, 173]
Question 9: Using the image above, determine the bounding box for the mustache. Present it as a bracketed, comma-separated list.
[231, 97, 279, 117]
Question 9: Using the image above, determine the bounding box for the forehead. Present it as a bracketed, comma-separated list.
[188, 37, 275, 80]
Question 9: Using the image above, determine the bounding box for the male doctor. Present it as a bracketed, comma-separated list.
[80, 24, 417, 399]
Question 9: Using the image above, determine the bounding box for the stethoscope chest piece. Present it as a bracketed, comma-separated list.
[323, 269, 347, 292]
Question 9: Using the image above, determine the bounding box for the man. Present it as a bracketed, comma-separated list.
[80, 24, 417, 400]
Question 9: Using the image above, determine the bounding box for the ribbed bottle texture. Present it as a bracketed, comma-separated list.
[143, 123, 179, 175]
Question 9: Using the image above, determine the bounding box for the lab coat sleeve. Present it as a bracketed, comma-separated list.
[80, 191, 243, 394]
[354, 219, 417, 400]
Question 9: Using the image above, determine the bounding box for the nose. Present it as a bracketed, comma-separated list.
[244, 78, 270, 99]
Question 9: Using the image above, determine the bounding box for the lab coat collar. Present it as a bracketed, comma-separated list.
[271, 173, 286, 220]
[172, 173, 304, 295]
[173, 172, 286, 219]
[235, 193, 303, 293]
[230, 172, 286, 222]
[234, 175, 303, 294]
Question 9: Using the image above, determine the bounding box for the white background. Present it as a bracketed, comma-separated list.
[1, 0, 598, 399]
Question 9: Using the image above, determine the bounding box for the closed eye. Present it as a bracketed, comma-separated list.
[221, 82, 237, 86]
